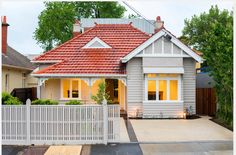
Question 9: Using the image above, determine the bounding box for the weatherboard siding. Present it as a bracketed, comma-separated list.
[143, 57, 183, 67]
[142, 101, 184, 118]
[183, 58, 196, 113]
[126, 58, 143, 117]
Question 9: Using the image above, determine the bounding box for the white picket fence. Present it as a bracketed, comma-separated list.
[2, 99, 120, 145]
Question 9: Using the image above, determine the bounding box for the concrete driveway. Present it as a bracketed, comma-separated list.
[130, 116, 233, 142]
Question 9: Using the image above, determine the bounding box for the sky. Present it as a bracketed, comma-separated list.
[1, 0, 234, 55]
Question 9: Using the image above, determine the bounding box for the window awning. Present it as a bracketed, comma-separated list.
[143, 67, 184, 74]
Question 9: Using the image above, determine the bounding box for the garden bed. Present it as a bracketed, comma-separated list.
[186, 115, 201, 119]
[210, 118, 233, 131]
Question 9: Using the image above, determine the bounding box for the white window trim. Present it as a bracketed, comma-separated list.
[60, 79, 82, 100]
[145, 74, 182, 102]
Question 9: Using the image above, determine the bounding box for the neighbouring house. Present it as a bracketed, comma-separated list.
[31, 16, 202, 118]
[1, 16, 37, 93]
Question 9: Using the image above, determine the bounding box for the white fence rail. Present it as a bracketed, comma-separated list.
[2, 100, 120, 145]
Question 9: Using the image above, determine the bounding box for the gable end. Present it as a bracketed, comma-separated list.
[83, 37, 111, 48]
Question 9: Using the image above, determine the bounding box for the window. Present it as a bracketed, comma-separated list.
[148, 80, 156, 100]
[158, 80, 167, 100]
[5, 74, 9, 92]
[62, 79, 81, 99]
[170, 80, 178, 100]
[22, 73, 26, 88]
[72, 80, 79, 98]
[147, 74, 157, 78]
[146, 74, 180, 101]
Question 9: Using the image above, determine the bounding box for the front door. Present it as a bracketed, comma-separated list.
[105, 79, 126, 110]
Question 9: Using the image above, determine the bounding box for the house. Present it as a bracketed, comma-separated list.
[2, 16, 37, 93]
[31, 16, 202, 118]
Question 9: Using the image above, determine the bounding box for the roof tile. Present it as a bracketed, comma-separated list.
[34, 24, 150, 75]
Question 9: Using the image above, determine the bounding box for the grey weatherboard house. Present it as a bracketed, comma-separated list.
[32, 17, 203, 118]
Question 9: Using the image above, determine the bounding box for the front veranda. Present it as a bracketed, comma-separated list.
[37, 77, 127, 110]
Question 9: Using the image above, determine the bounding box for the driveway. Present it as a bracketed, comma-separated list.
[130, 116, 233, 142]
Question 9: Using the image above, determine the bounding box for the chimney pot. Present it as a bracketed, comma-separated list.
[154, 16, 164, 33]
[73, 19, 81, 37]
[2, 16, 9, 55]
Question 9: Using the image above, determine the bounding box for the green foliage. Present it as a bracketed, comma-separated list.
[32, 99, 59, 105]
[65, 100, 82, 105]
[2, 92, 22, 105]
[34, 2, 126, 51]
[91, 80, 112, 104]
[128, 14, 140, 19]
[182, 5, 233, 126]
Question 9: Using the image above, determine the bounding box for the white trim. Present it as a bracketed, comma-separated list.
[31, 60, 62, 64]
[145, 74, 181, 102]
[178, 75, 181, 101]
[121, 29, 202, 63]
[171, 43, 174, 55]
[136, 54, 190, 58]
[143, 67, 184, 74]
[83, 37, 111, 48]
[119, 78, 127, 86]
[32, 73, 127, 78]
[144, 74, 148, 101]
[38, 78, 48, 86]
[143, 100, 184, 104]
[161, 37, 164, 54]
[152, 43, 154, 54]
[121, 31, 165, 63]
[167, 80, 170, 100]
[162, 29, 203, 63]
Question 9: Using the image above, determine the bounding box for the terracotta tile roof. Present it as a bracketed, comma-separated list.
[33, 24, 150, 75]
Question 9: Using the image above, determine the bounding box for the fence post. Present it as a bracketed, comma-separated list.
[102, 99, 108, 145]
[26, 99, 31, 145]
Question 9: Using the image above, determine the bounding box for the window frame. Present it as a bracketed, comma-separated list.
[5, 74, 9, 92]
[145, 74, 181, 102]
[60, 79, 82, 100]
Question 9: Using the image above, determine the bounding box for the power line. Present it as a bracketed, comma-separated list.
[122, 1, 155, 26]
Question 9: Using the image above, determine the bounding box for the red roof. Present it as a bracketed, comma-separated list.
[33, 24, 150, 75]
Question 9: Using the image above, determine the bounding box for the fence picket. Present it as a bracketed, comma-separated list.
[2, 101, 119, 145]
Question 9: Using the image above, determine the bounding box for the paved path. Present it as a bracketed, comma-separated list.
[140, 141, 233, 155]
[44, 145, 82, 155]
[130, 116, 233, 142]
[80, 141, 233, 155]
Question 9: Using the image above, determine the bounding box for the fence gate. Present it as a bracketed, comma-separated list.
[2, 100, 120, 145]
[196, 88, 216, 116]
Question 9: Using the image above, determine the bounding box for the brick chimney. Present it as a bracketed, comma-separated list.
[73, 19, 81, 37]
[154, 16, 164, 33]
[2, 16, 9, 55]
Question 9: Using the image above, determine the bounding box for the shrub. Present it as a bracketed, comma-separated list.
[91, 80, 112, 104]
[32, 99, 58, 105]
[65, 100, 82, 105]
[2, 92, 22, 105]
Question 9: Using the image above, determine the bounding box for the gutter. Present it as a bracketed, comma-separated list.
[2, 64, 34, 71]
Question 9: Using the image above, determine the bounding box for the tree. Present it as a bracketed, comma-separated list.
[182, 5, 233, 126]
[91, 80, 112, 104]
[34, 2, 126, 51]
